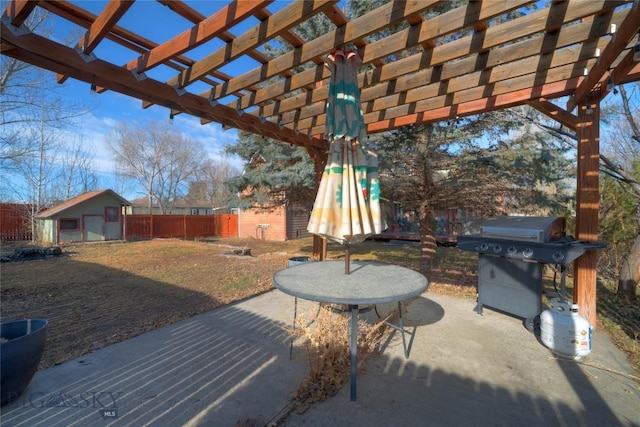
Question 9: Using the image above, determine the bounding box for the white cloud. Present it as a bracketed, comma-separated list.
[70, 113, 118, 174]
[172, 114, 243, 169]
[71, 101, 244, 176]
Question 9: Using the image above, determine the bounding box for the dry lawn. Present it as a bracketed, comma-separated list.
[1, 237, 638, 372]
[1, 238, 302, 368]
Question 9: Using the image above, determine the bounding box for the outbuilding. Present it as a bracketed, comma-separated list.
[238, 205, 311, 241]
[36, 189, 130, 244]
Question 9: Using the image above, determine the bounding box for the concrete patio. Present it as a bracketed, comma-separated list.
[1, 290, 638, 426]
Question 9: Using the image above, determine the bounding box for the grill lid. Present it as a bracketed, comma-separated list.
[480, 216, 565, 243]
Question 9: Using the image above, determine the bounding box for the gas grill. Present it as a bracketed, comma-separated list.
[457, 216, 605, 320]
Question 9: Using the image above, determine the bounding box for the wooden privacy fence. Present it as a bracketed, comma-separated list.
[0, 203, 34, 241]
[124, 214, 238, 240]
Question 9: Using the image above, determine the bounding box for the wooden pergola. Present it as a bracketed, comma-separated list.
[2, 0, 640, 325]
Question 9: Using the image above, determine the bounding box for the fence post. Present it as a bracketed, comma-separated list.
[122, 205, 127, 241]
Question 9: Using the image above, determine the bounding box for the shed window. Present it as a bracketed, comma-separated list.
[191, 208, 198, 215]
[60, 219, 79, 231]
[105, 206, 119, 222]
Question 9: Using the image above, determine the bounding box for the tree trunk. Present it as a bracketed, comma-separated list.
[419, 200, 437, 273]
[618, 234, 640, 300]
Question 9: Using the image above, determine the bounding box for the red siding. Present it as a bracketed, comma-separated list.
[238, 207, 287, 241]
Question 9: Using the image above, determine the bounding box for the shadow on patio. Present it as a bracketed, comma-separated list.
[1, 292, 637, 426]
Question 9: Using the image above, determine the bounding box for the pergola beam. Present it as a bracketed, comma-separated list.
[568, 4, 640, 110]
[168, 0, 335, 90]
[285, 37, 605, 132]
[365, 77, 580, 134]
[298, 60, 591, 136]
[1, 0, 38, 26]
[126, 0, 271, 74]
[527, 99, 578, 130]
[80, 0, 134, 54]
[614, 50, 640, 84]
[151, 0, 298, 116]
[243, 0, 624, 134]
[211, 0, 444, 103]
[228, 0, 532, 114]
[0, 19, 323, 149]
[43, 1, 239, 93]
[55, 0, 134, 84]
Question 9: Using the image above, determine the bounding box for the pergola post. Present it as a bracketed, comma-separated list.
[313, 235, 327, 261]
[309, 146, 328, 261]
[573, 97, 600, 326]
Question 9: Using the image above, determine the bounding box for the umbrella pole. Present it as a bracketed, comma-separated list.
[345, 243, 350, 275]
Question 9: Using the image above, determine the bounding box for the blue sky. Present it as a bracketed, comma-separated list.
[25, 1, 306, 198]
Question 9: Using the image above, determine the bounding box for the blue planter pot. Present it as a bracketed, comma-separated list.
[1, 319, 48, 406]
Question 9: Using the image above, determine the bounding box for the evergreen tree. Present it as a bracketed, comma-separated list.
[376, 112, 573, 271]
[224, 133, 315, 210]
[224, 12, 333, 211]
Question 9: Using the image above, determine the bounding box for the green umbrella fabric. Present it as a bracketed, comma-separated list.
[307, 48, 383, 247]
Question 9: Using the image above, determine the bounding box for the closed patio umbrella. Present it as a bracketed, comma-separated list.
[307, 47, 383, 273]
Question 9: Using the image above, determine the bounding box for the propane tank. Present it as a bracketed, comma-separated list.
[540, 298, 592, 359]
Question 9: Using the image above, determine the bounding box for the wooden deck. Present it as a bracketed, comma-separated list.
[369, 231, 458, 246]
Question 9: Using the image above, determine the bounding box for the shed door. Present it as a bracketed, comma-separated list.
[83, 215, 104, 241]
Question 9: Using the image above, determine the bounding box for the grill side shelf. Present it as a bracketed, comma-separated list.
[456, 235, 606, 265]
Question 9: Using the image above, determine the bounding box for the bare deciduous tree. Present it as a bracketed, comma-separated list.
[600, 84, 640, 299]
[53, 136, 99, 202]
[186, 157, 239, 211]
[0, 9, 82, 169]
[0, 8, 97, 240]
[107, 120, 207, 214]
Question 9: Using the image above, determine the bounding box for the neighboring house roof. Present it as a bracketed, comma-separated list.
[35, 190, 130, 219]
[127, 198, 214, 210]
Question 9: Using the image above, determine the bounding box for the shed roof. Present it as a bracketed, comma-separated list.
[36, 189, 130, 219]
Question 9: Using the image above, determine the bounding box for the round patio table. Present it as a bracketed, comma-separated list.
[273, 260, 428, 401]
